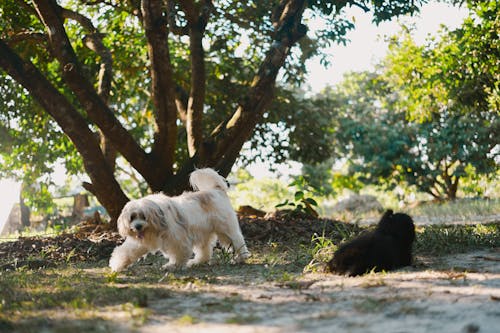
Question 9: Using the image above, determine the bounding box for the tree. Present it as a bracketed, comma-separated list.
[383, 0, 500, 122]
[0, 0, 422, 222]
[334, 87, 498, 200]
[285, 1, 499, 200]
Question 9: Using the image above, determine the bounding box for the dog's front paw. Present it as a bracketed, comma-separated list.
[109, 255, 128, 272]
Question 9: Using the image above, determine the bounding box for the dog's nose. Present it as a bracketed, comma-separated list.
[134, 224, 143, 231]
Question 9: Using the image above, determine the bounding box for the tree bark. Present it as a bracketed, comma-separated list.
[3, 0, 311, 223]
[19, 183, 31, 228]
[448, 176, 459, 200]
[61, 7, 119, 173]
[180, 0, 210, 159]
[32, 0, 159, 187]
[141, 0, 178, 185]
[208, 0, 308, 175]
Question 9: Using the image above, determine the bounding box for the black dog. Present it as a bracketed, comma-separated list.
[328, 210, 415, 276]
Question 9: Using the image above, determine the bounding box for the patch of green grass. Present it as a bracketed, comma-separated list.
[0, 226, 68, 243]
[176, 314, 198, 325]
[303, 233, 336, 273]
[0, 264, 171, 318]
[211, 247, 236, 265]
[415, 223, 500, 256]
[409, 198, 500, 221]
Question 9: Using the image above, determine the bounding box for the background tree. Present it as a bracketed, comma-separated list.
[0, 0, 422, 222]
[289, 0, 499, 200]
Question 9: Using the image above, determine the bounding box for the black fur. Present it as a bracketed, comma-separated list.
[328, 210, 415, 276]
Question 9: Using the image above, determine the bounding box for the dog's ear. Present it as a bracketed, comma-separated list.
[143, 200, 166, 229]
[377, 209, 395, 233]
[380, 209, 394, 222]
[117, 205, 130, 237]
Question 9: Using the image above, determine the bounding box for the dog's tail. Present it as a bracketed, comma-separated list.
[189, 168, 229, 192]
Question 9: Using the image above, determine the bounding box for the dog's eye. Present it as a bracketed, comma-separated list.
[138, 212, 146, 220]
[130, 212, 137, 220]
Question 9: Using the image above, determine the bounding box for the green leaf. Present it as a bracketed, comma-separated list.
[294, 191, 304, 201]
[304, 197, 318, 206]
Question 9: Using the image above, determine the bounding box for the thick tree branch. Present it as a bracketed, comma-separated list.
[6, 31, 47, 46]
[0, 39, 128, 220]
[179, 0, 212, 158]
[208, 0, 307, 173]
[60, 6, 117, 172]
[141, 0, 178, 182]
[32, 0, 156, 185]
[425, 188, 442, 200]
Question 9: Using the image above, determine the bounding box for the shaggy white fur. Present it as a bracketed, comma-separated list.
[109, 168, 250, 272]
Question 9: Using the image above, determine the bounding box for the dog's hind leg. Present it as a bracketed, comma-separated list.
[217, 233, 233, 252]
[218, 229, 250, 263]
[109, 237, 149, 272]
[186, 242, 215, 267]
[162, 242, 193, 271]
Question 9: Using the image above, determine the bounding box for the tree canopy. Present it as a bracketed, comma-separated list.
[0, 0, 424, 221]
[290, 0, 499, 200]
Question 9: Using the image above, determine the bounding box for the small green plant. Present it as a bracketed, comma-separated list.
[176, 314, 198, 325]
[310, 233, 336, 255]
[303, 232, 337, 273]
[212, 246, 235, 265]
[105, 271, 119, 283]
[275, 179, 319, 217]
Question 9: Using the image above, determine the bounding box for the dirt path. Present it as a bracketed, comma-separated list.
[124, 248, 500, 333]
[1, 216, 498, 332]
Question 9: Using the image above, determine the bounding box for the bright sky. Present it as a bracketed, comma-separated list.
[305, 2, 469, 92]
[0, 2, 470, 227]
[0, 179, 21, 232]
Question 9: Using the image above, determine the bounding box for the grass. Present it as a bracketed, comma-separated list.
[0, 240, 310, 332]
[408, 198, 500, 222]
[414, 223, 499, 256]
[0, 226, 65, 243]
[0, 210, 498, 331]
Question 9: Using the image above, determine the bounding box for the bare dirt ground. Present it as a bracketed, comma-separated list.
[129, 249, 499, 333]
[1, 214, 499, 333]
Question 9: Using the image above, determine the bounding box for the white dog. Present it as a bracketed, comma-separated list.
[109, 168, 251, 272]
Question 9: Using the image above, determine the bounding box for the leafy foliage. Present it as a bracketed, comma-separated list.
[289, 2, 499, 200]
[0, 0, 425, 217]
[276, 178, 319, 217]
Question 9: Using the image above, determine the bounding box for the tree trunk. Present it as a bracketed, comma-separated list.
[447, 177, 459, 200]
[0, 40, 129, 222]
[72, 194, 89, 220]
